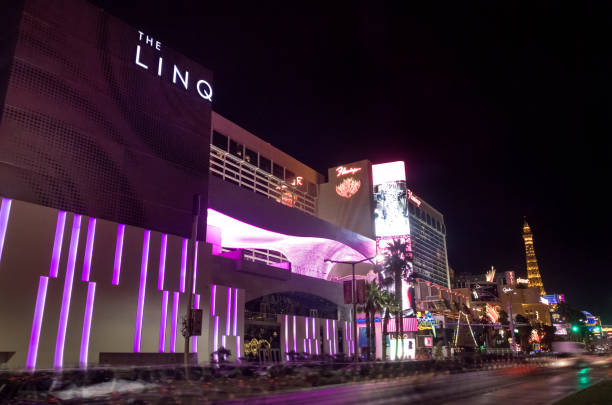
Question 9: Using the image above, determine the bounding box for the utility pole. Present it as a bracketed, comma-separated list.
[184, 194, 200, 378]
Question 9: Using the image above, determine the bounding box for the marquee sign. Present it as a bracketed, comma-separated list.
[135, 31, 213, 102]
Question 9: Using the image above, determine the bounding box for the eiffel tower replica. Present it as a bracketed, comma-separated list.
[522, 219, 546, 295]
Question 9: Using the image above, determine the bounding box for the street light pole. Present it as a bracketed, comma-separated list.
[324, 255, 380, 363]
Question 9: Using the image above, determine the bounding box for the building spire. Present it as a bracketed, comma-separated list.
[522, 218, 546, 295]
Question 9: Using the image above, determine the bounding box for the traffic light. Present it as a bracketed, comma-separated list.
[571, 325, 579, 333]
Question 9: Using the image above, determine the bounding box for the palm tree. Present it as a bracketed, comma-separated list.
[381, 290, 399, 361]
[365, 281, 385, 360]
[382, 239, 411, 359]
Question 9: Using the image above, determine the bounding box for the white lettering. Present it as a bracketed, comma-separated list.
[135, 45, 148, 69]
[173, 65, 189, 90]
[155, 41, 161, 51]
[138, 31, 145, 41]
[157, 57, 163, 76]
[146, 36, 154, 46]
[196, 79, 213, 101]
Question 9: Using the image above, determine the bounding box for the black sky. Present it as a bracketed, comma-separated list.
[92, 1, 611, 322]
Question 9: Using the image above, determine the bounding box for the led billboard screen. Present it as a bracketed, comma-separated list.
[0, 0, 212, 239]
[372, 161, 410, 239]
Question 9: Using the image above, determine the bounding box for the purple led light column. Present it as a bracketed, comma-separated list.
[0, 198, 12, 267]
[170, 292, 179, 352]
[213, 316, 219, 360]
[54, 214, 82, 368]
[158, 234, 167, 290]
[112, 224, 125, 285]
[315, 339, 319, 355]
[191, 241, 198, 294]
[305, 317, 309, 341]
[26, 276, 49, 370]
[158, 290, 169, 352]
[333, 320, 337, 355]
[236, 336, 241, 363]
[292, 315, 297, 352]
[49, 211, 67, 278]
[326, 319, 329, 340]
[284, 315, 289, 360]
[82, 218, 96, 281]
[225, 287, 232, 336]
[233, 288, 238, 336]
[133, 230, 151, 353]
[191, 294, 200, 352]
[179, 238, 187, 292]
[79, 282, 96, 367]
[210, 284, 216, 316]
[311, 317, 315, 339]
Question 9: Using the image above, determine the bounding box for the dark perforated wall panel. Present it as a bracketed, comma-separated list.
[0, 0, 211, 239]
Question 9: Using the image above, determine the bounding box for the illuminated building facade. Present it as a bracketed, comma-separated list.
[522, 220, 546, 295]
[0, 0, 372, 369]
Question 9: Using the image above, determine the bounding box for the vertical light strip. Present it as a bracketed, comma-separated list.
[222, 335, 226, 349]
[292, 315, 297, 352]
[232, 287, 238, 336]
[236, 336, 241, 363]
[303, 338, 307, 353]
[210, 284, 216, 316]
[49, 211, 67, 278]
[179, 238, 187, 293]
[112, 224, 125, 285]
[79, 282, 96, 367]
[329, 340, 332, 355]
[170, 292, 179, 352]
[158, 234, 167, 290]
[284, 315, 289, 360]
[213, 316, 219, 360]
[333, 320, 337, 355]
[54, 214, 82, 368]
[305, 317, 309, 342]
[326, 319, 329, 340]
[345, 321, 348, 342]
[191, 294, 200, 352]
[191, 241, 198, 294]
[308, 339, 312, 354]
[133, 230, 151, 353]
[311, 317, 315, 339]
[315, 339, 319, 355]
[158, 290, 169, 353]
[81, 218, 96, 281]
[225, 287, 232, 336]
[0, 198, 12, 267]
[26, 276, 49, 370]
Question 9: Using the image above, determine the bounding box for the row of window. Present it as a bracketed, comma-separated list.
[212, 130, 317, 197]
[408, 202, 445, 233]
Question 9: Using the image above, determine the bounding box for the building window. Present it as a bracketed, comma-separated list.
[244, 147, 257, 165]
[285, 169, 295, 184]
[259, 156, 271, 173]
[426, 214, 431, 225]
[229, 139, 243, 158]
[307, 181, 317, 197]
[212, 131, 228, 151]
[436, 220, 441, 231]
[273, 163, 284, 180]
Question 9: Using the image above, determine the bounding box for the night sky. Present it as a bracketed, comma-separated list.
[92, 1, 611, 322]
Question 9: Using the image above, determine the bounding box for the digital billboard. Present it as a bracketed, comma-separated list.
[0, 0, 212, 239]
[372, 161, 410, 239]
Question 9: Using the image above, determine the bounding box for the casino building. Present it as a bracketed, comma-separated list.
[0, 0, 451, 369]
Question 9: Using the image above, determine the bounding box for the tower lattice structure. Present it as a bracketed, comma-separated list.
[522, 219, 546, 295]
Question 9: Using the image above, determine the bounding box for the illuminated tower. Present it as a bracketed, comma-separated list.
[522, 219, 546, 295]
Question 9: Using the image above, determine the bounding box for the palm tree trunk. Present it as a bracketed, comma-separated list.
[395, 275, 403, 360]
[370, 309, 376, 360]
[382, 308, 389, 361]
[365, 309, 371, 360]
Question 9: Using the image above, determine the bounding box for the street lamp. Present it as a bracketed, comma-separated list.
[324, 255, 381, 361]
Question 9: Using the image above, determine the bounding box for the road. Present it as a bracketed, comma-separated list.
[222, 363, 611, 405]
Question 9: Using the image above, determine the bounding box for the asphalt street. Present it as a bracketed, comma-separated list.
[222, 362, 611, 405]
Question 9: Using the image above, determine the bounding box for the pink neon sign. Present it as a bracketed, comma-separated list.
[336, 166, 362, 177]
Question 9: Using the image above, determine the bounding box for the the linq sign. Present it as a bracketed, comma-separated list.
[134, 31, 213, 102]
